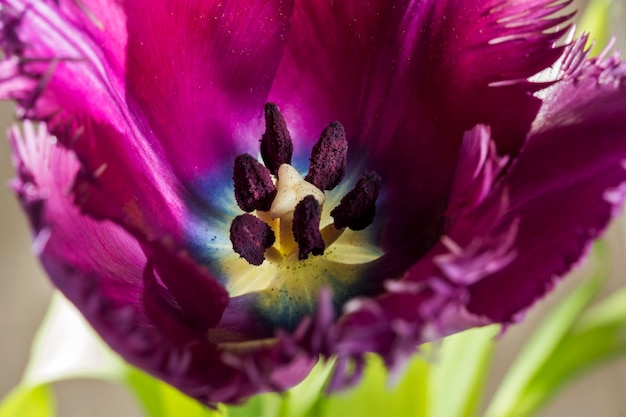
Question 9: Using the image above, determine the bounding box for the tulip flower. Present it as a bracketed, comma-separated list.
[2, 0, 626, 404]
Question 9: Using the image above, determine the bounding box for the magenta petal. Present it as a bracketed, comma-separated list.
[0, 1, 189, 243]
[468, 53, 626, 322]
[10, 121, 157, 366]
[68, 118, 185, 241]
[124, 0, 294, 181]
[9, 121, 314, 403]
[323, 126, 509, 376]
[446, 125, 509, 219]
[322, 64, 626, 371]
[270, 0, 573, 255]
[147, 244, 229, 331]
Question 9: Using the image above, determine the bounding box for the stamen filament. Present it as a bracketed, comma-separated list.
[264, 246, 283, 263]
[278, 211, 298, 254]
[256, 210, 277, 230]
[320, 223, 345, 247]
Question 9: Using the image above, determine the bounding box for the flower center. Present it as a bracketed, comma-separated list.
[223, 103, 383, 329]
[230, 103, 382, 266]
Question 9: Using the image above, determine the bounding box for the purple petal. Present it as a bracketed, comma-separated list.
[270, 0, 572, 256]
[9, 121, 161, 368]
[467, 51, 626, 322]
[322, 126, 509, 378]
[323, 54, 626, 372]
[363, 49, 626, 350]
[0, 0, 186, 242]
[9, 121, 313, 403]
[124, 0, 294, 181]
[0, 0, 295, 240]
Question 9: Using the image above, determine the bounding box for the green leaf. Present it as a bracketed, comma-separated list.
[317, 354, 425, 417]
[225, 394, 272, 417]
[577, 285, 626, 330]
[507, 286, 626, 417]
[484, 245, 607, 417]
[577, 0, 613, 55]
[276, 359, 335, 417]
[125, 368, 221, 417]
[392, 353, 432, 417]
[7, 293, 222, 417]
[0, 292, 128, 417]
[0, 384, 56, 417]
[310, 326, 496, 417]
[23, 293, 125, 386]
[223, 360, 335, 417]
[428, 326, 498, 417]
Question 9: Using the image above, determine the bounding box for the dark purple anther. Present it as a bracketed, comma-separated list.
[230, 214, 276, 266]
[293, 195, 325, 260]
[261, 102, 293, 175]
[305, 122, 348, 190]
[233, 154, 276, 212]
[331, 172, 382, 231]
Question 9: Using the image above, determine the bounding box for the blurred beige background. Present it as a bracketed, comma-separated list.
[1, 1, 626, 416]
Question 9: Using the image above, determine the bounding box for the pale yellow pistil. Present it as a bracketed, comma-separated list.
[262, 164, 329, 258]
